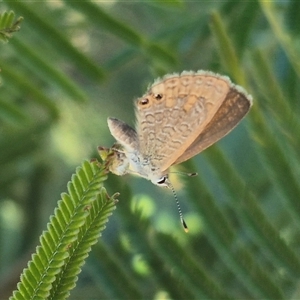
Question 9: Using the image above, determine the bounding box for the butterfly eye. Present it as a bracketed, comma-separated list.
[156, 176, 167, 185]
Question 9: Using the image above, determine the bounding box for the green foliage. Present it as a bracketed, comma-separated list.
[1, 2, 300, 299]
[0, 11, 23, 42]
[9, 160, 116, 300]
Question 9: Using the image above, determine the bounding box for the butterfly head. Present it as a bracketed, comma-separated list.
[98, 145, 130, 176]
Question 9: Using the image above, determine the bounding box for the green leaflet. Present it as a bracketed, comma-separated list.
[9, 160, 117, 300]
[0, 11, 23, 43]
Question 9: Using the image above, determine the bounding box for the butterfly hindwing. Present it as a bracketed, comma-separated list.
[172, 85, 252, 165]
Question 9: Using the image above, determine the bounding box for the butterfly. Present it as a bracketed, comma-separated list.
[99, 70, 252, 231]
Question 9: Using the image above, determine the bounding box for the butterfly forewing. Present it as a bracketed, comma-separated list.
[135, 71, 232, 172]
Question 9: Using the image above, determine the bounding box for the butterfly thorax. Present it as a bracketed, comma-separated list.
[127, 151, 168, 186]
[100, 144, 168, 186]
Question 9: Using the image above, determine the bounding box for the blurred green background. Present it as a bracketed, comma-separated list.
[1, 1, 300, 299]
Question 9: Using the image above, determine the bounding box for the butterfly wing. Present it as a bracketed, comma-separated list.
[172, 85, 252, 165]
[135, 71, 240, 172]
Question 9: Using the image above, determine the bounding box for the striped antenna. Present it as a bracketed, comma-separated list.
[168, 181, 188, 233]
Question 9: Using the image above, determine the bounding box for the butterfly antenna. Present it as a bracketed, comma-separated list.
[169, 171, 198, 177]
[168, 181, 189, 233]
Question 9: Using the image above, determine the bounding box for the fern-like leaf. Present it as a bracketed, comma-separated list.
[0, 11, 23, 42]
[49, 189, 117, 300]
[9, 160, 116, 300]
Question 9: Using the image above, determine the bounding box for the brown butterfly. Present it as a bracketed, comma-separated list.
[99, 70, 252, 231]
